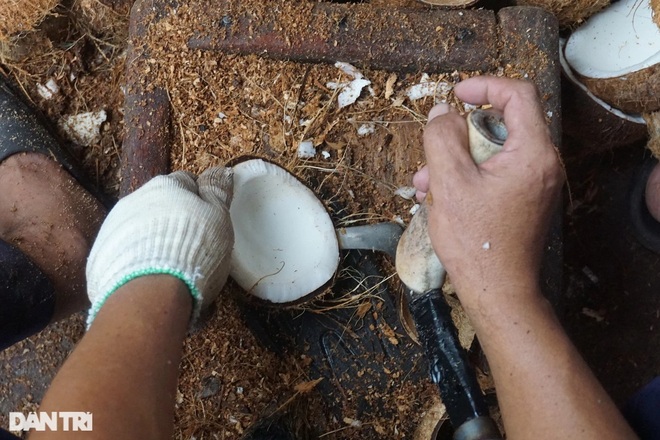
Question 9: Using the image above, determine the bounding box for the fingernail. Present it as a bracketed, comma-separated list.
[428, 103, 451, 120]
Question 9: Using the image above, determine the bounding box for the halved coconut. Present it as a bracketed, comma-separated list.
[565, 0, 660, 114]
[560, 38, 648, 152]
[229, 159, 339, 304]
[514, 0, 610, 28]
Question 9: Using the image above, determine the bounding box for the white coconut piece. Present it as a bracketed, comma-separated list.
[327, 62, 371, 109]
[565, 0, 660, 113]
[337, 78, 371, 109]
[297, 140, 316, 158]
[229, 159, 340, 303]
[58, 110, 107, 146]
[405, 74, 453, 101]
[334, 61, 363, 79]
[394, 186, 417, 200]
[357, 123, 375, 136]
[37, 79, 59, 100]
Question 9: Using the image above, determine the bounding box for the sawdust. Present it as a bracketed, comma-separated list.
[1, 0, 129, 195]
[0, 0, 59, 42]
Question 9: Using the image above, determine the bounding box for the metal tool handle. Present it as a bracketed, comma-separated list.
[409, 289, 501, 439]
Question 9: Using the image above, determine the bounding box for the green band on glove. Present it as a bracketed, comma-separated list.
[86, 268, 203, 329]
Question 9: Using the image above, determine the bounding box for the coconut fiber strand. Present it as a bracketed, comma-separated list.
[0, 0, 59, 41]
[653, 0, 660, 28]
[645, 112, 660, 160]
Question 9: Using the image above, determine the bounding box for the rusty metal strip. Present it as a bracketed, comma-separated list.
[188, 1, 499, 73]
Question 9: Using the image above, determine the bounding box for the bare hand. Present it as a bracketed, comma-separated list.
[414, 76, 563, 308]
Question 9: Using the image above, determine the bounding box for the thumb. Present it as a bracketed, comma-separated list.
[198, 166, 234, 208]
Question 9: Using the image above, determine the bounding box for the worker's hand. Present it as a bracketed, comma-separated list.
[414, 76, 563, 310]
[86, 167, 234, 328]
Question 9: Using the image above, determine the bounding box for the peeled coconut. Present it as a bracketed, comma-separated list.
[560, 39, 648, 153]
[565, 0, 660, 114]
[229, 159, 340, 304]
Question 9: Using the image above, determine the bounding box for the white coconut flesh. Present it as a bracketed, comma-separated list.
[565, 0, 660, 79]
[229, 159, 340, 304]
[560, 39, 646, 124]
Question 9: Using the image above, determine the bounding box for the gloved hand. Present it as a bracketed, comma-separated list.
[86, 167, 234, 328]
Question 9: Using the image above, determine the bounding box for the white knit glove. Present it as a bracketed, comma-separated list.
[86, 167, 234, 328]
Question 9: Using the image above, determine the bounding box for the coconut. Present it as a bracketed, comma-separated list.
[560, 39, 648, 153]
[514, 0, 610, 28]
[565, 0, 660, 114]
[653, 0, 660, 27]
[229, 159, 340, 304]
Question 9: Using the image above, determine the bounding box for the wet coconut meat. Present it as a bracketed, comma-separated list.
[229, 159, 339, 304]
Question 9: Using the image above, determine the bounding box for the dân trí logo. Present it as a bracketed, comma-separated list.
[9, 412, 93, 432]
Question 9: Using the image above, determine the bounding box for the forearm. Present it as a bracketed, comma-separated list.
[31, 275, 191, 440]
[461, 282, 637, 440]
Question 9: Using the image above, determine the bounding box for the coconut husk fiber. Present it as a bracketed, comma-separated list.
[581, 64, 660, 114]
[562, 75, 648, 154]
[0, 0, 60, 41]
[653, 0, 660, 27]
[645, 112, 660, 159]
[514, 0, 610, 27]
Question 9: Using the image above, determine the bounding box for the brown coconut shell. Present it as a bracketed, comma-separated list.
[580, 64, 660, 114]
[513, 0, 610, 28]
[562, 77, 648, 153]
[0, 0, 59, 41]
